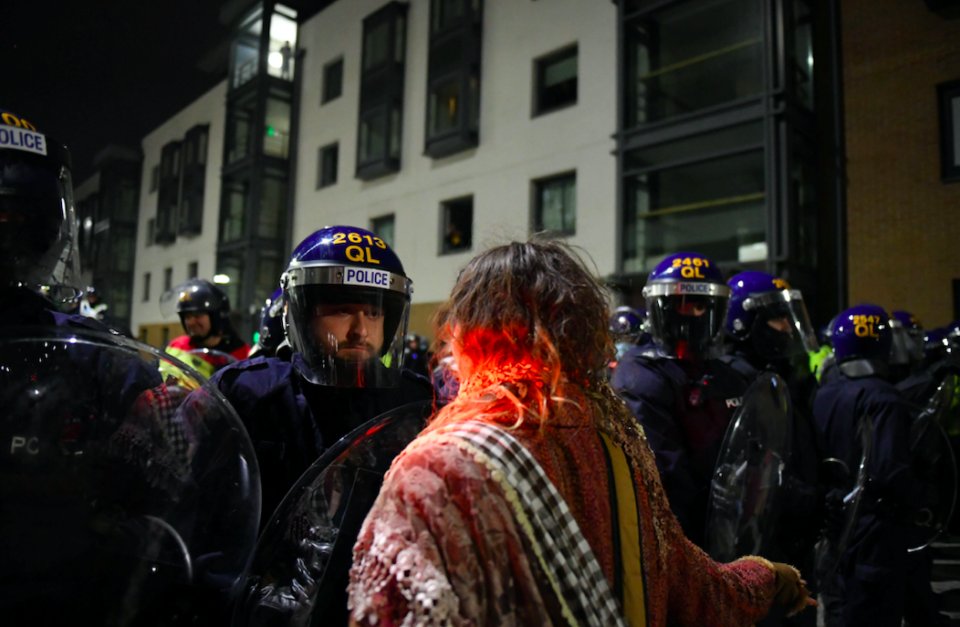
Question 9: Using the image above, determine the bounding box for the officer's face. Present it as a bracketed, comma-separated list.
[311, 303, 384, 361]
[767, 317, 792, 334]
[183, 312, 212, 337]
[674, 298, 709, 317]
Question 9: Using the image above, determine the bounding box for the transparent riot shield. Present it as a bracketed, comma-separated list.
[704, 373, 792, 563]
[232, 401, 433, 627]
[0, 326, 260, 624]
[812, 416, 873, 583]
[908, 375, 958, 552]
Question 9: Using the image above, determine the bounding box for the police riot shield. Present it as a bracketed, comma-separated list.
[812, 416, 873, 583]
[908, 375, 958, 552]
[233, 400, 434, 627]
[704, 373, 792, 563]
[0, 327, 260, 624]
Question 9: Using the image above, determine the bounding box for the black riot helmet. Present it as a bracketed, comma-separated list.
[0, 109, 80, 302]
[160, 278, 232, 341]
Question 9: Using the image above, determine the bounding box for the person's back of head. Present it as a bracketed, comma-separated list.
[432, 238, 613, 427]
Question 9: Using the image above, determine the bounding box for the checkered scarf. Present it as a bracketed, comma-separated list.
[439, 422, 627, 627]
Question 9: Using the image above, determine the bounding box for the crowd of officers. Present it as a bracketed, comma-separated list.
[3, 108, 959, 626]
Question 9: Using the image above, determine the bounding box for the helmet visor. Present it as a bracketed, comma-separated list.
[160, 281, 227, 318]
[0, 153, 79, 301]
[647, 293, 728, 359]
[747, 290, 819, 361]
[286, 279, 410, 388]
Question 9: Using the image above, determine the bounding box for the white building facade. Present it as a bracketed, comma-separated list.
[130, 80, 228, 346]
[131, 0, 618, 344]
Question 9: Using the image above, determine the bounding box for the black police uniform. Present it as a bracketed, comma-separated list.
[814, 373, 942, 627]
[611, 343, 752, 546]
[210, 354, 434, 527]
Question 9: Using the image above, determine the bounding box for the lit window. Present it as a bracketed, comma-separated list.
[440, 196, 473, 254]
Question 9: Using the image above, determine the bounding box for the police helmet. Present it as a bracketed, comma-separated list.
[831, 304, 892, 375]
[160, 278, 231, 341]
[946, 321, 960, 362]
[281, 226, 412, 387]
[0, 109, 80, 302]
[609, 306, 647, 345]
[726, 271, 819, 362]
[249, 287, 285, 359]
[642, 252, 730, 360]
[889, 310, 925, 366]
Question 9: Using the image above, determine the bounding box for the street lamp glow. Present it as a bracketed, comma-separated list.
[213, 274, 231, 284]
[268, 52, 284, 69]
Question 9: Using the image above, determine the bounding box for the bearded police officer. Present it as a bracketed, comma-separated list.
[207, 226, 434, 527]
[611, 252, 753, 546]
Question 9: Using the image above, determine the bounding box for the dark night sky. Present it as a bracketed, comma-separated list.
[2, 0, 232, 182]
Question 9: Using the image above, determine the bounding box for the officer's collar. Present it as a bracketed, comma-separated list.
[838, 358, 889, 379]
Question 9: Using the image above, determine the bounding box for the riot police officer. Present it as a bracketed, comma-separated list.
[208, 226, 434, 527]
[609, 305, 649, 362]
[813, 304, 942, 627]
[611, 252, 752, 545]
[248, 287, 290, 360]
[163, 278, 250, 375]
[0, 109, 260, 624]
[724, 271, 825, 626]
[0, 108, 89, 328]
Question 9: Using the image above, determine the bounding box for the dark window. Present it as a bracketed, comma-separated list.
[188, 261, 198, 279]
[534, 44, 578, 116]
[623, 149, 766, 273]
[180, 124, 208, 236]
[232, 10, 263, 89]
[323, 58, 344, 103]
[318, 143, 339, 188]
[371, 214, 396, 248]
[146, 218, 156, 246]
[156, 141, 182, 244]
[938, 79, 960, 183]
[221, 177, 249, 243]
[624, 0, 762, 128]
[143, 272, 151, 302]
[534, 172, 576, 235]
[425, 0, 482, 158]
[164, 267, 173, 292]
[356, 2, 408, 180]
[150, 165, 159, 192]
[226, 97, 256, 165]
[440, 196, 473, 254]
[162, 326, 170, 346]
[258, 173, 288, 239]
[431, 0, 466, 33]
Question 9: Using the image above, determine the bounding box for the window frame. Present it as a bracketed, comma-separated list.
[439, 195, 474, 255]
[532, 171, 577, 236]
[322, 57, 344, 104]
[317, 142, 340, 189]
[533, 43, 579, 117]
[371, 213, 396, 248]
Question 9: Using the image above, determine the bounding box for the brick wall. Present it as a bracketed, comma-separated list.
[843, 0, 960, 327]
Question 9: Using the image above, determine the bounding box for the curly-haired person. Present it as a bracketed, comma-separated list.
[348, 239, 815, 626]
